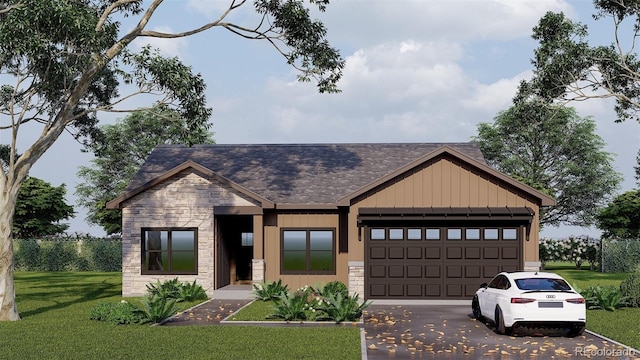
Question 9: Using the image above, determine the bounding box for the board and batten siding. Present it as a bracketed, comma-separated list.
[263, 213, 347, 290]
[347, 156, 541, 265]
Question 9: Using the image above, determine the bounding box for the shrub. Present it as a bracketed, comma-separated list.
[269, 288, 311, 321]
[14, 239, 41, 271]
[85, 239, 122, 271]
[40, 241, 77, 271]
[581, 285, 627, 311]
[315, 292, 371, 323]
[90, 301, 145, 325]
[314, 281, 348, 299]
[252, 279, 289, 301]
[620, 270, 640, 308]
[146, 278, 208, 302]
[137, 295, 179, 324]
[602, 238, 640, 273]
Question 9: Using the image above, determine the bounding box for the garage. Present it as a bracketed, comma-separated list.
[361, 207, 534, 299]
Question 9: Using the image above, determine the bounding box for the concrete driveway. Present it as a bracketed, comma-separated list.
[363, 304, 638, 359]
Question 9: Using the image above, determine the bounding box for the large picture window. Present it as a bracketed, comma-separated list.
[142, 228, 197, 274]
[281, 229, 335, 274]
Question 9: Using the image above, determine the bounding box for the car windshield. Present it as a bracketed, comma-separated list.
[514, 277, 572, 291]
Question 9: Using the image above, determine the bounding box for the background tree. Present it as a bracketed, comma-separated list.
[76, 107, 214, 235]
[0, 0, 343, 321]
[473, 100, 622, 227]
[1, 145, 74, 238]
[13, 177, 75, 239]
[597, 189, 640, 239]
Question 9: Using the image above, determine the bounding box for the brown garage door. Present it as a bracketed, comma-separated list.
[364, 222, 524, 299]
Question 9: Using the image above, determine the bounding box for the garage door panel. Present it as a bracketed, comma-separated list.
[425, 265, 441, 278]
[425, 284, 441, 297]
[425, 247, 441, 259]
[370, 265, 386, 278]
[389, 265, 404, 278]
[502, 247, 518, 259]
[446, 247, 463, 259]
[407, 265, 422, 278]
[466, 284, 480, 297]
[370, 284, 386, 297]
[406, 247, 423, 259]
[465, 247, 481, 259]
[483, 265, 500, 278]
[446, 284, 463, 297]
[370, 247, 386, 259]
[465, 265, 481, 278]
[389, 284, 404, 296]
[389, 247, 405, 259]
[446, 265, 462, 278]
[407, 284, 423, 296]
[483, 247, 499, 259]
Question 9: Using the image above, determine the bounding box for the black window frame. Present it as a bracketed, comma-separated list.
[281, 228, 336, 275]
[141, 227, 198, 275]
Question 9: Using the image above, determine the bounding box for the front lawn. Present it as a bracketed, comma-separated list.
[2, 272, 362, 360]
[545, 262, 640, 349]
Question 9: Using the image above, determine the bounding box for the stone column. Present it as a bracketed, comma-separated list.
[348, 261, 365, 298]
[252, 259, 265, 285]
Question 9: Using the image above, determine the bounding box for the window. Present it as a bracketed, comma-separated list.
[484, 228, 499, 240]
[465, 228, 480, 240]
[282, 229, 335, 274]
[503, 228, 518, 240]
[241, 232, 253, 247]
[426, 228, 440, 240]
[407, 228, 422, 240]
[370, 228, 385, 240]
[389, 228, 403, 240]
[142, 228, 197, 274]
[447, 228, 462, 240]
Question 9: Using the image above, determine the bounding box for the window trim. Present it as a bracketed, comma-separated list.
[141, 227, 198, 275]
[281, 228, 336, 275]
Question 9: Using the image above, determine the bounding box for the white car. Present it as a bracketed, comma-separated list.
[472, 271, 586, 336]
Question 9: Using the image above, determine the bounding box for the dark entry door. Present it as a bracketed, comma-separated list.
[216, 215, 253, 287]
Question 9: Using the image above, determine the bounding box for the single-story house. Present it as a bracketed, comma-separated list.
[107, 143, 555, 300]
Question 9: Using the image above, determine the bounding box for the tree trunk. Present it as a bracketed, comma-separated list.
[0, 185, 20, 321]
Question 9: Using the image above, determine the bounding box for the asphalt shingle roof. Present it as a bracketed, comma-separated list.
[127, 143, 486, 204]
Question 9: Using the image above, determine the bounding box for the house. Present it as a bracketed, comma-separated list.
[107, 143, 555, 300]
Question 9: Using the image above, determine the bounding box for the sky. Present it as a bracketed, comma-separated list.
[16, 0, 640, 238]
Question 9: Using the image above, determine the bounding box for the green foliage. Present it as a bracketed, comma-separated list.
[137, 295, 179, 324]
[268, 288, 311, 321]
[146, 278, 208, 303]
[620, 270, 640, 308]
[90, 301, 144, 325]
[315, 292, 371, 323]
[252, 279, 290, 301]
[314, 280, 348, 299]
[581, 285, 627, 312]
[597, 189, 640, 239]
[601, 238, 640, 273]
[13, 176, 75, 238]
[474, 102, 621, 227]
[13, 236, 121, 272]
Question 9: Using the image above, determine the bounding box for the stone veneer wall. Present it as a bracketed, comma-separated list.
[348, 261, 365, 298]
[252, 259, 265, 285]
[121, 170, 257, 297]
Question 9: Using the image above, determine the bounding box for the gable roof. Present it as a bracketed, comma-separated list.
[107, 143, 555, 209]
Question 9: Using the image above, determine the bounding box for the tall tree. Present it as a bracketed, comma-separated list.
[76, 107, 214, 235]
[597, 189, 640, 239]
[1, 145, 74, 238]
[0, 0, 343, 321]
[473, 100, 622, 227]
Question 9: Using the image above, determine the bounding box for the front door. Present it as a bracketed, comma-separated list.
[216, 215, 253, 287]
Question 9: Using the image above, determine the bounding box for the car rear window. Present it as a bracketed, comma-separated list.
[514, 278, 572, 291]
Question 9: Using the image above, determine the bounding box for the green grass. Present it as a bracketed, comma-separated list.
[545, 262, 640, 349]
[228, 300, 275, 321]
[1, 272, 362, 360]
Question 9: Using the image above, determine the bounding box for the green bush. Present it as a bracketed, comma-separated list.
[14, 239, 41, 271]
[137, 295, 179, 324]
[315, 292, 371, 323]
[602, 238, 640, 273]
[582, 285, 627, 311]
[269, 288, 311, 321]
[146, 278, 208, 303]
[12, 236, 122, 272]
[89, 301, 145, 325]
[314, 281, 348, 299]
[252, 279, 289, 301]
[620, 270, 640, 308]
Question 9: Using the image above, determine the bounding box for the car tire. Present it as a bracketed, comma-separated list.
[568, 324, 585, 337]
[495, 306, 511, 335]
[472, 295, 483, 321]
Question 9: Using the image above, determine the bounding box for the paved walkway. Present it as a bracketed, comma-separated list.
[162, 299, 251, 326]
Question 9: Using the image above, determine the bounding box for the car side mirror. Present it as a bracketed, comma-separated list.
[480, 283, 488, 289]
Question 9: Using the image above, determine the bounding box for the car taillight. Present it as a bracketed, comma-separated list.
[566, 298, 585, 304]
[511, 298, 536, 304]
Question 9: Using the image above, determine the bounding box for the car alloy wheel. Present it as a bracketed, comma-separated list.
[472, 295, 482, 320]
